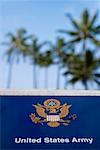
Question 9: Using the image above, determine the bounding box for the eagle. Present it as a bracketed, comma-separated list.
[33, 103, 71, 119]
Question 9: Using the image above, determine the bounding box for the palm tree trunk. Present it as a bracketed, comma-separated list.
[84, 81, 88, 90]
[56, 63, 60, 89]
[64, 80, 67, 89]
[45, 67, 48, 89]
[83, 39, 86, 52]
[38, 66, 40, 89]
[7, 59, 13, 88]
[83, 39, 88, 90]
[33, 64, 37, 89]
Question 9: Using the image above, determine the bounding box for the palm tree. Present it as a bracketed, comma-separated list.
[3, 28, 31, 88]
[63, 50, 100, 89]
[59, 9, 100, 49]
[51, 38, 66, 89]
[37, 50, 53, 88]
[51, 38, 75, 89]
[28, 37, 47, 88]
[59, 9, 100, 89]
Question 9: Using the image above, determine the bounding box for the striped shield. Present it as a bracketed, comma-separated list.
[47, 115, 60, 122]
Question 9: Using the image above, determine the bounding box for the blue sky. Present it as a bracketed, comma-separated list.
[0, 0, 100, 89]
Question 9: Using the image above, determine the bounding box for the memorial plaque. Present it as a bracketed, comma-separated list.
[0, 90, 100, 150]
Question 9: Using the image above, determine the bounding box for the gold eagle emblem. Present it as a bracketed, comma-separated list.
[29, 99, 76, 127]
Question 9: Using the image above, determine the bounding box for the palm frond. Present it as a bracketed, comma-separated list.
[67, 36, 81, 44]
[63, 71, 71, 76]
[94, 73, 100, 78]
[69, 76, 80, 84]
[92, 25, 100, 34]
[82, 9, 89, 25]
[89, 11, 98, 27]
[58, 30, 79, 36]
[66, 14, 80, 30]
[94, 79, 100, 86]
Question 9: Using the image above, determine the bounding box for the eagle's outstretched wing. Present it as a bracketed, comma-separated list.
[33, 105, 46, 118]
[59, 104, 71, 118]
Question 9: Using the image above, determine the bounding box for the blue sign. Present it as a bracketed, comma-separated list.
[0, 95, 100, 149]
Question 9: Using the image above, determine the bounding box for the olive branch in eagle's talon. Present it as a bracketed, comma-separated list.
[29, 113, 47, 125]
[60, 114, 77, 126]
[29, 113, 41, 124]
[60, 119, 71, 126]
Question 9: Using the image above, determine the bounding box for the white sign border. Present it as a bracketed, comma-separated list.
[0, 89, 100, 96]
